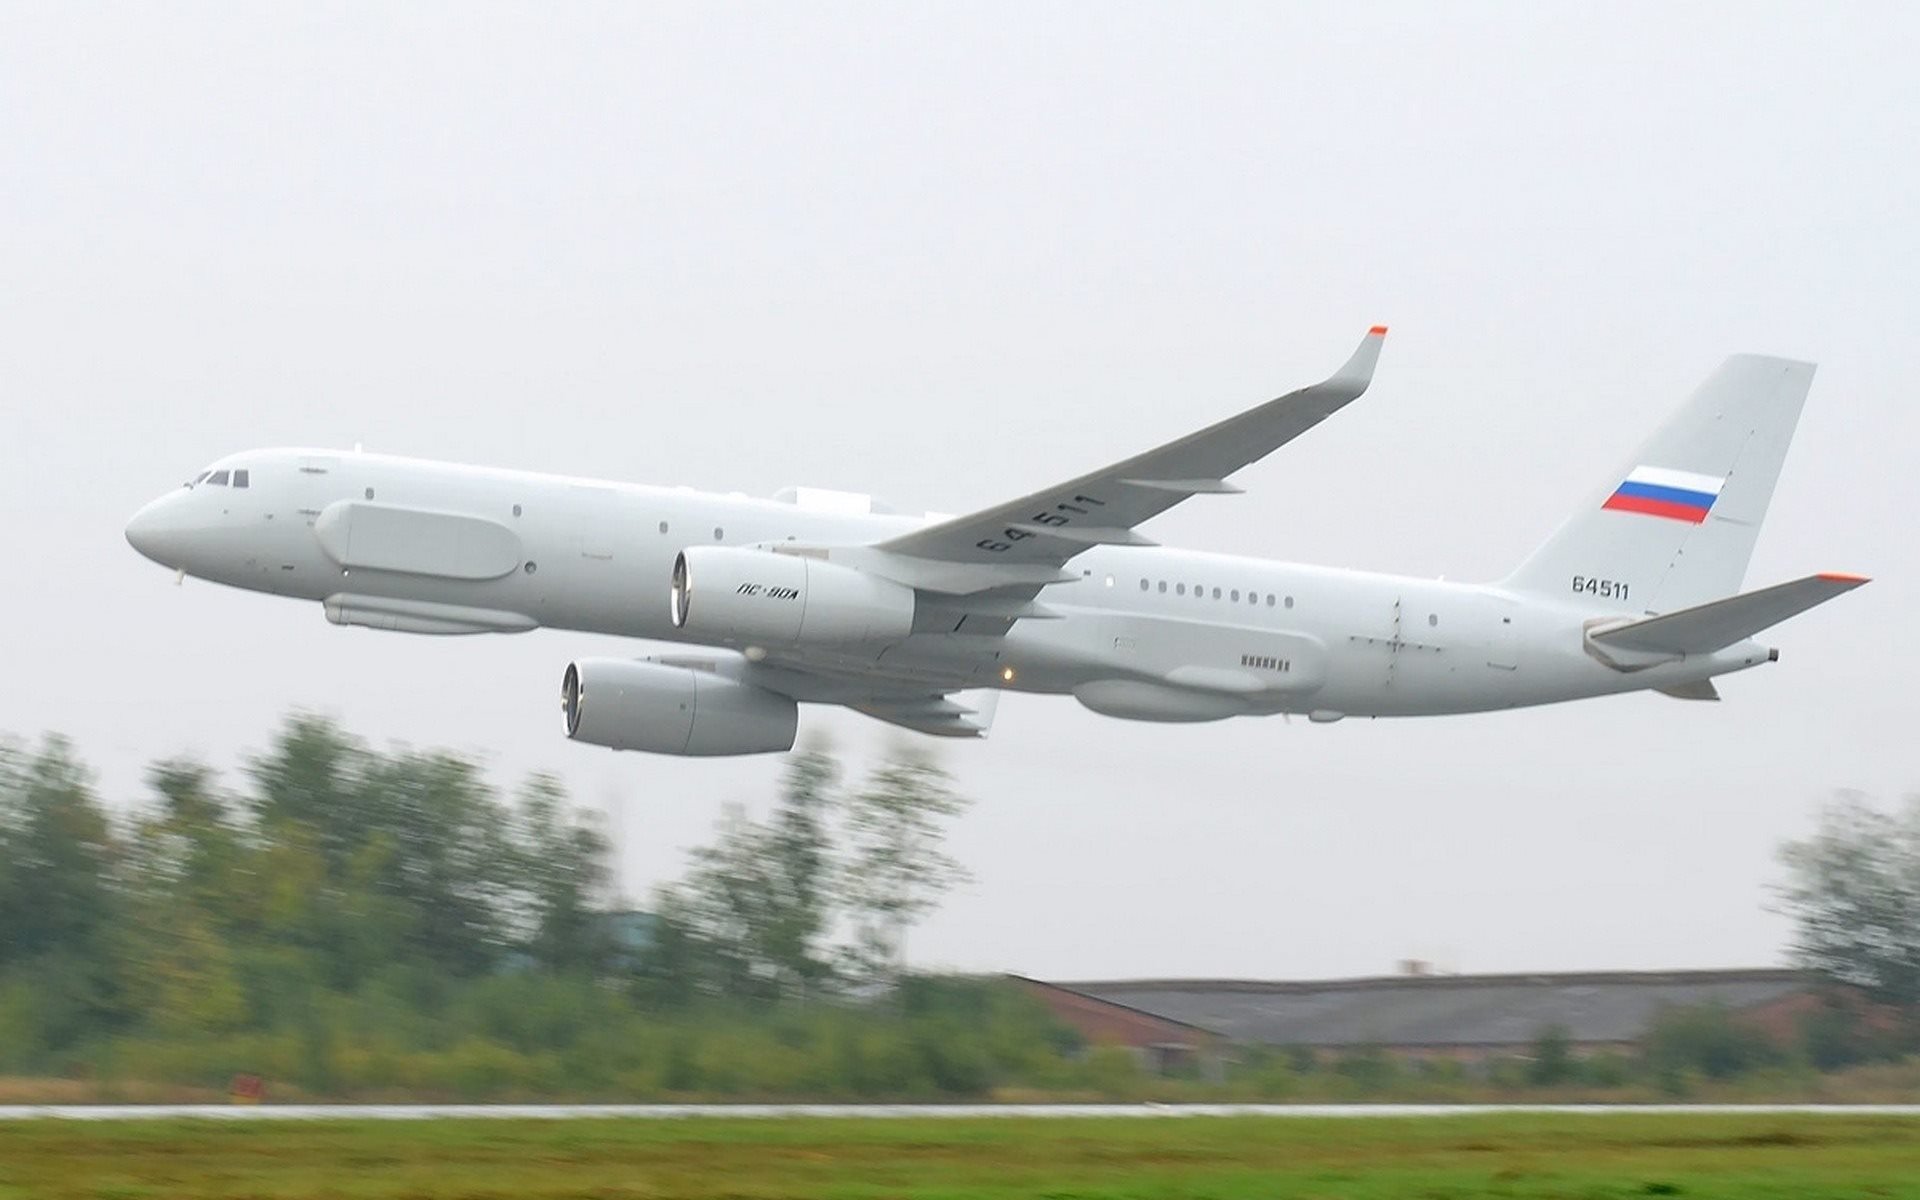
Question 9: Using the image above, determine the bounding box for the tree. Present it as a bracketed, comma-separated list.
[1526, 1024, 1575, 1086]
[1777, 791, 1920, 1007]
[838, 746, 972, 983]
[0, 736, 121, 968]
[761, 743, 839, 994]
[511, 773, 615, 973]
[651, 742, 849, 1003]
[245, 717, 533, 980]
[0, 735, 129, 1046]
[1642, 1003, 1783, 1080]
[124, 760, 251, 1032]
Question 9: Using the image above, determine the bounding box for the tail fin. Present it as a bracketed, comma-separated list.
[1503, 355, 1816, 614]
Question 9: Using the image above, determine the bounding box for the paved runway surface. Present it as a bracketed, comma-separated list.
[7, 1104, 1920, 1121]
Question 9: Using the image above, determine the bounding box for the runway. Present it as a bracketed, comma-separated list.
[6, 1103, 1920, 1121]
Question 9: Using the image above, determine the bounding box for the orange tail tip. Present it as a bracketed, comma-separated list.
[1368, 324, 1389, 336]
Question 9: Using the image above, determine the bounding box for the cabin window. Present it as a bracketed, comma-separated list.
[1157, 581, 1167, 593]
[1266, 594, 1276, 606]
[1212, 587, 1221, 600]
[1231, 589, 1240, 602]
[1104, 575, 1115, 588]
[364, 487, 375, 500]
[659, 521, 669, 534]
[713, 527, 724, 541]
[1175, 583, 1186, 596]
[1285, 596, 1295, 609]
[207, 469, 230, 486]
[1139, 579, 1149, 591]
[232, 469, 250, 488]
[1428, 613, 1438, 627]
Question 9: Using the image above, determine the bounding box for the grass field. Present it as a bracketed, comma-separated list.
[4, 1113, 1920, 1200]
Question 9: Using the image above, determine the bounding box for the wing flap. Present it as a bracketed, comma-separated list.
[854, 689, 1001, 738]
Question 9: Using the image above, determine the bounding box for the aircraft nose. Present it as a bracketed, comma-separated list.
[125, 492, 189, 567]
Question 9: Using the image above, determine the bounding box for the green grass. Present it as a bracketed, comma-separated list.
[3, 1114, 1920, 1199]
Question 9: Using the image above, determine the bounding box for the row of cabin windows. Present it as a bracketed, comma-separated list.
[192, 469, 250, 488]
[1140, 577, 1293, 609]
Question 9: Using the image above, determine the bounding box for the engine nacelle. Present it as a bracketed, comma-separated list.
[670, 546, 915, 646]
[561, 659, 797, 756]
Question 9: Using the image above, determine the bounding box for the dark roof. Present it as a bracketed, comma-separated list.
[1010, 975, 1219, 1039]
[1052, 970, 1814, 1048]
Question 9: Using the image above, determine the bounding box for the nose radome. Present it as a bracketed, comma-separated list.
[125, 493, 186, 567]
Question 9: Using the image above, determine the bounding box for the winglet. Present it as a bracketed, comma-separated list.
[1331, 324, 1388, 391]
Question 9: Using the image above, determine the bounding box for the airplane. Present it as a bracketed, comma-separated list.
[125, 327, 1866, 755]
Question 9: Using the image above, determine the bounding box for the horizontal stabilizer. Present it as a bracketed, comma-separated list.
[1589, 573, 1868, 656]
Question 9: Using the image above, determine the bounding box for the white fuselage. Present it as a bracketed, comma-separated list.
[125, 447, 1773, 723]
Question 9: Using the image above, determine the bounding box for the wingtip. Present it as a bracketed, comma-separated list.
[1331, 324, 1387, 389]
[1816, 572, 1871, 586]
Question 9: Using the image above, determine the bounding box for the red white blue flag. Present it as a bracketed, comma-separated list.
[1602, 465, 1724, 524]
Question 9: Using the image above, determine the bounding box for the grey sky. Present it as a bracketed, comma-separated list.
[3, 2, 1913, 980]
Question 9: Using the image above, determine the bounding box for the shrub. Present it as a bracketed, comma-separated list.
[1643, 1004, 1784, 1080]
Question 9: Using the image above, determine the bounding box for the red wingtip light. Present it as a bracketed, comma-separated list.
[1817, 572, 1871, 584]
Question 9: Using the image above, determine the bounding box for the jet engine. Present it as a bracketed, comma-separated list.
[561, 659, 797, 756]
[669, 546, 915, 646]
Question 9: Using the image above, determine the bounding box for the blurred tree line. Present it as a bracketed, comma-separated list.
[3, 726, 1915, 1101]
[0, 717, 1074, 1098]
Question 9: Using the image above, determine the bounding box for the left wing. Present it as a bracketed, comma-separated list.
[870, 326, 1386, 582]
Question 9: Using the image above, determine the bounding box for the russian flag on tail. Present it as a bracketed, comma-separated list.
[1602, 465, 1724, 524]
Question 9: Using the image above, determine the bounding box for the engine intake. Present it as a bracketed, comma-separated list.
[669, 546, 915, 646]
[561, 658, 797, 756]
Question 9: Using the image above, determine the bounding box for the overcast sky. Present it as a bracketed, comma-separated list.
[3, 2, 1914, 981]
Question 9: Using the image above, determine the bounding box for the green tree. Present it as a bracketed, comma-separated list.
[1526, 1024, 1575, 1086]
[654, 743, 848, 1002]
[761, 744, 839, 994]
[245, 717, 528, 981]
[1777, 791, 1920, 1007]
[123, 760, 251, 1032]
[511, 773, 614, 973]
[838, 747, 972, 982]
[1642, 1003, 1783, 1080]
[0, 736, 121, 967]
[0, 736, 129, 1048]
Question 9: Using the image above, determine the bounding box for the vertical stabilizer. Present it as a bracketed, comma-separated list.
[1502, 355, 1815, 614]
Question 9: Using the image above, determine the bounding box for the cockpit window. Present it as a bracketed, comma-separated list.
[191, 471, 212, 486]
[232, 469, 250, 488]
[207, 469, 231, 485]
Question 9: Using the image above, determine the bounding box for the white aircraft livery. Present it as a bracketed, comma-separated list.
[126, 329, 1866, 756]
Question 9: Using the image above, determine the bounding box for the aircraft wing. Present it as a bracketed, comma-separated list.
[870, 326, 1386, 581]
